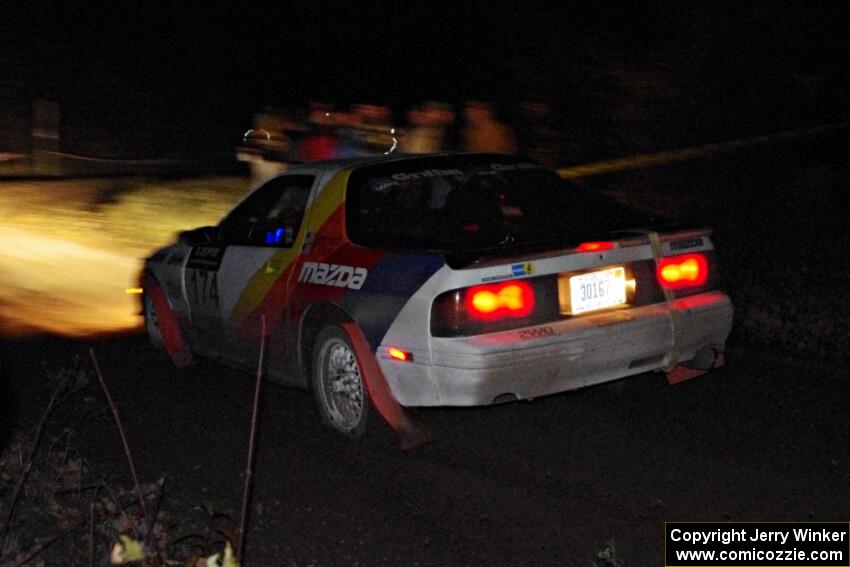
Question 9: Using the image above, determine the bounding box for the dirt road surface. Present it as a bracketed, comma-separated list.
[5, 333, 848, 565]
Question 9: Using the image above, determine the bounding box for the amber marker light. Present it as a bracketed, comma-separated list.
[388, 347, 412, 362]
[125, 288, 143, 294]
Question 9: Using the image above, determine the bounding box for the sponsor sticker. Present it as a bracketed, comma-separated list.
[480, 267, 514, 283]
[186, 245, 225, 271]
[670, 237, 704, 251]
[390, 168, 463, 181]
[512, 262, 535, 277]
[298, 262, 368, 290]
[489, 162, 545, 171]
[480, 262, 536, 283]
[518, 327, 555, 340]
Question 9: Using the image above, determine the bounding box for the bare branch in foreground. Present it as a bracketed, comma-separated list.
[88, 349, 148, 521]
[237, 315, 267, 561]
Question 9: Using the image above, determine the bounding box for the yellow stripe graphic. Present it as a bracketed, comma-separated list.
[230, 169, 352, 324]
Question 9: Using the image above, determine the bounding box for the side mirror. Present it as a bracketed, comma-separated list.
[178, 225, 219, 246]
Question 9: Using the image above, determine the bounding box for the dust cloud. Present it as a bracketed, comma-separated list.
[0, 178, 246, 336]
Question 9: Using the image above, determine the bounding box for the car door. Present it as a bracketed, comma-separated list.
[200, 174, 316, 370]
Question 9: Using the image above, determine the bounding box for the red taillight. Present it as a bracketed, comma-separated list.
[466, 281, 535, 320]
[657, 254, 709, 288]
[432, 278, 556, 337]
[577, 241, 614, 252]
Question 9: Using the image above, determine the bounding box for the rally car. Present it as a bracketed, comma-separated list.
[140, 153, 733, 442]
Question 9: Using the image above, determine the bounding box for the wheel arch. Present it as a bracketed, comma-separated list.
[141, 271, 194, 367]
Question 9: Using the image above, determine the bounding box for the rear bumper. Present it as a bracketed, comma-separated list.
[378, 291, 733, 406]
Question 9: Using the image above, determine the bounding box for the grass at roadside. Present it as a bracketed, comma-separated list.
[0, 357, 247, 566]
[600, 154, 849, 366]
[720, 228, 850, 364]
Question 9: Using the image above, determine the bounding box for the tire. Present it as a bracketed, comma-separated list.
[311, 325, 370, 437]
[143, 292, 165, 352]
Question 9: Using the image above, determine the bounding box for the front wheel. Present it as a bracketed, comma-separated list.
[143, 292, 165, 352]
[311, 326, 370, 437]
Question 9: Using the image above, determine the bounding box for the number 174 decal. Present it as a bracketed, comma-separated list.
[187, 268, 219, 307]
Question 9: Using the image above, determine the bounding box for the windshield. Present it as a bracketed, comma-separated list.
[346, 155, 663, 252]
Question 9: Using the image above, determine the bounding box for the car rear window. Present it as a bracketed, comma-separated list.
[346, 155, 661, 253]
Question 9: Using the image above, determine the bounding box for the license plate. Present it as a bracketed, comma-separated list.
[566, 267, 627, 315]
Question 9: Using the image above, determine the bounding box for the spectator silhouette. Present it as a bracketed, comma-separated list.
[402, 101, 455, 154]
[298, 102, 339, 162]
[461, 101, 518, 155]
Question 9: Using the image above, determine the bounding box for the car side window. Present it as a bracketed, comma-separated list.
[221, 175, 314, 247]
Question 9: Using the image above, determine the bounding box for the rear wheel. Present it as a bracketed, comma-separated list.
[311, 326, 369, 437]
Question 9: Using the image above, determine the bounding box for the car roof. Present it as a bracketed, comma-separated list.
[284, 152, 524, 175]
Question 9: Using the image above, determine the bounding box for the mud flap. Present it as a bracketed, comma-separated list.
[341, 322, 433, 450]
[666, 349, 725, 385]
[143, 277, 193, 368]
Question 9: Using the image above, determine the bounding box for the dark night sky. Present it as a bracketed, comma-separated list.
[5, 4, 847, 100]
[2, 3, 848, 155]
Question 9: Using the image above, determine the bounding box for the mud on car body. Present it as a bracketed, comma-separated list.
[141, 153, 733, 438]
